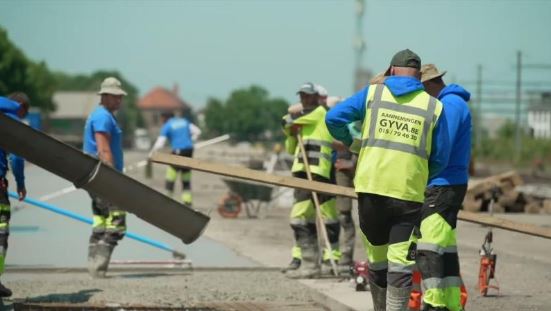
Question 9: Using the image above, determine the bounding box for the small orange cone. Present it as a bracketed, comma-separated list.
[409, 270, 422, 310]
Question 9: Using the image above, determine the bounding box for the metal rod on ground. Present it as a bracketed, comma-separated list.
[8, 192, 187, 259]
[296, 134, 339, 277]
[150, 154, 551, 239]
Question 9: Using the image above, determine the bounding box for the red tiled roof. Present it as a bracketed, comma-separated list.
[137, 87, 191, 110]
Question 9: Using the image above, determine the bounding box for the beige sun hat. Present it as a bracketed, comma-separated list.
[98, 77, 127, 96]
[420, 64, 447, 83]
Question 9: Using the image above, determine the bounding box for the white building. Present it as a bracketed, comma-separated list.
[527, 92, 551, 139]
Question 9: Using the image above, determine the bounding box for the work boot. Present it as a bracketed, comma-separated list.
[386, 285, 412, 311]
[96, 242, 115, 278]
[369, 280, 387, 311]
[88, 242, 114, 278]
[286, 240, 320, 279]
[338, 212, 355, 267]
[281, 257, 301, 273]
[320, 260, 340, 276]
[0, 282, 12, 297]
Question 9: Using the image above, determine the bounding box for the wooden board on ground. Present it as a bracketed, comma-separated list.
[151, 153, 551, 239]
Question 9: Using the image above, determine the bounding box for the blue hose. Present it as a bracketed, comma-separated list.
[8, 192, 180, 255]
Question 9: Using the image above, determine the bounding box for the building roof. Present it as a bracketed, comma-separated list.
[137, 86, 191, 111]
[51, 91, 99, 119]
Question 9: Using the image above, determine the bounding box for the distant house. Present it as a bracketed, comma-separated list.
[46, 91, 99, 146]
[527, 92, 551, 139]
[137, 84, 192, 137]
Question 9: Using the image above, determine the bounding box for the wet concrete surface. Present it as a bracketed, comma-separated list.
[5, 153, 257, 268]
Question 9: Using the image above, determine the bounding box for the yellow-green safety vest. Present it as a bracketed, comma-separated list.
[283, 105, 334, 179]
[355, 84, 443, 203]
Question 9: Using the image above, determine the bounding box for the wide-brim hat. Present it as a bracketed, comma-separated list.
[98, 77, 127, 96]
[420, 64, 447, 83]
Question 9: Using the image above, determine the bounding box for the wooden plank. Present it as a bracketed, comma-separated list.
[151, 152, 357, 198]
[151, 152, 551, 239]
[458, 210, 551, 239]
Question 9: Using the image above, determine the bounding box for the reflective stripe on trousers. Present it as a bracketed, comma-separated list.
[418, 185, 465, 311]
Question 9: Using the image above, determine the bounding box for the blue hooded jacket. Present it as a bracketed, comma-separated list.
[428, 84, 472, 186]
[0, 97, 25, 189]
[325, 76, 450, 179]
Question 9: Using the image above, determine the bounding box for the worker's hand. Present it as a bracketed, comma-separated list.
[0, 179, 6, 192]
[17, 187, 26, 201]
[335, 159, 354, 171]
[290, 124, 302, 136]
[288, 103, 303, 117]
[332, 141, 348, 152]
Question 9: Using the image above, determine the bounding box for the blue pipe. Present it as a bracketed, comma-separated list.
[8, 192, 178, 254]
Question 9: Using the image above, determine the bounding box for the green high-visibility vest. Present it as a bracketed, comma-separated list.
[355, 84, 444, 203]
[282, 105, 334, 179]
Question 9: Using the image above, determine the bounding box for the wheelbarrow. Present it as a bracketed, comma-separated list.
[217, 179, 275, 219]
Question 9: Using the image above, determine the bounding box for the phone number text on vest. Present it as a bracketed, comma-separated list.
[375, 110, 424, 145]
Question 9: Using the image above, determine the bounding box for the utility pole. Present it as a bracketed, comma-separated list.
[476, 64, 482, 150]
[353, 0, 366, 92]
[514, 51, 522, 162]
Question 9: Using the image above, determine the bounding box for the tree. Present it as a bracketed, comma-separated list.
[203, 85, 289, 142]
[0, 27, 56, 112]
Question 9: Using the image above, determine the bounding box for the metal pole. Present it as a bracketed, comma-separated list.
[476, 64, 483, 150]
[515, 51, 522, 161]
[353, 0, 365, 92]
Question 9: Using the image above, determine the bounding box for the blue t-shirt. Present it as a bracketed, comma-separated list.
[160, 117, 193, 150]
[83, 105, 124, 172]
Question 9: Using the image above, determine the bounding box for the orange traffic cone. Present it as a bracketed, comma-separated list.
[409, 270, 422, 310]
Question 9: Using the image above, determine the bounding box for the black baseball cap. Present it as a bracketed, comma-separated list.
[390, 49, 421, 69]
[384, 49, 422, 76]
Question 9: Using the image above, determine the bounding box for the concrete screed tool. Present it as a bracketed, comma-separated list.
[0, 112, 209, 244]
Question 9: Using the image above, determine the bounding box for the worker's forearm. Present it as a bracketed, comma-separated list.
[9, 154, 25, 189]
[98, 148, 115, 167]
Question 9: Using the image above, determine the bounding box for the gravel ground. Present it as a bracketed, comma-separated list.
[3, 269, 347, 310]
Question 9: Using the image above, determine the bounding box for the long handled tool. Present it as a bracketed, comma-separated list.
[296, 134, 338, 276]
[8, 192, 187, 259]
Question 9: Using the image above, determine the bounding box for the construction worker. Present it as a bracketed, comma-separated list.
[149, 112, 201, 206]
[287, 85, 355, 275]
[326, 49, 450, 310]
[282, 82, 340, 278]
[83, 77, 127, 278]
[0, 92, 29, 297]
[417, 64, 471, 311]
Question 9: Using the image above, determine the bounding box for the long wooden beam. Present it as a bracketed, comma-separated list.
[151, 152, 551, 239]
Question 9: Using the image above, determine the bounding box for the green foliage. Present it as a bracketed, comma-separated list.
[203, 85, 289, 142]
[476, 120, 551, 165]
[0, 27, 56, 112]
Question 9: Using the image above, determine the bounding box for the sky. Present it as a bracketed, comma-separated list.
[1, 0, 550, 110]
